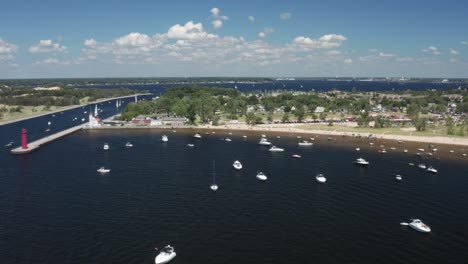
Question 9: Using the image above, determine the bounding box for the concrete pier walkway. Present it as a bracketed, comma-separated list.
[11, 124, 85, 154]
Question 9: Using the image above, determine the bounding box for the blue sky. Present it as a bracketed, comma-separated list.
[0, 0, 467, 78]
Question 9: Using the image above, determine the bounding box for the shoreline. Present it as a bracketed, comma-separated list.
[0, 93, 150, 126]
[88, 123, 468, 147]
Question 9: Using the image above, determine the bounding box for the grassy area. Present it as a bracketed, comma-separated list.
[0, 105, 73, 122]
[295, 123, 466, 138]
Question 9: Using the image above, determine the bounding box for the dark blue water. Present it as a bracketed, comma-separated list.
[74, 80, 466, 95]
[0, 128, 467, 264]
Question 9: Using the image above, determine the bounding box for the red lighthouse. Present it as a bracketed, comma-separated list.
[21, 128, 28, 149]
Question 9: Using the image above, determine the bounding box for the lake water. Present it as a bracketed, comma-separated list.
[1, 128, 467, 264]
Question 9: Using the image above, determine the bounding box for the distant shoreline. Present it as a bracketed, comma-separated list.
[0, 93, 149, 126]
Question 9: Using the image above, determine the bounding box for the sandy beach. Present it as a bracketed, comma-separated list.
[194, 123, 468, 147]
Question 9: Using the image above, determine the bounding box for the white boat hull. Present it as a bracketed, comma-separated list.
[155, 252, 176, 264]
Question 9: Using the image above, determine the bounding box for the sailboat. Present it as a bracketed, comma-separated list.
[211, 161, 218, 191]
[94, 104, 98, 116]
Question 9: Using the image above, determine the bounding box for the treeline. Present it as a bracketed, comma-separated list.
[0, 87, 137, 106]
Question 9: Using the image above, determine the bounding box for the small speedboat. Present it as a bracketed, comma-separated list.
[408, 163, 414, 166]
[418, 164, 426, 169]
[297, 136, 302, 139]
[210, 183, 218, 191]
[5, 141, 14, 147]
[432, 148, 438, 152]
[396, 174, 402, 181]
[125, 142, 133, 148]
[355, 148, 360, 151]
[47, 121, 51, 126]
[390, 147, 396, 150]
[298, 141, 313, 146]
[401, 219, 431, 233]
[256, 172, 267, 181]
[187, 144, 194, 147]
[225, 138, 232, 142]
[258, 138, 272, 146]
[292, 154, 302, 158]
[449, 150, 454, 153]
[228, 132, 232, 135]
[103, 143, 109, 150]
[403, 149, 408, 153]
[426, 166, 437, 173]
[162, 135, 168, 142]
[155, 245, 176, 264]
[355, 158, 369, 165]
[316, 173, 326, 183]
[97, 167, 110, 173]
[193, 133, 202, 139]
[269, 146, 284, 152]
[417, 148, 425, 152]
[242, 135, 247, 138]
[369, 142, 374, 145]
[233, 160, 243, 170]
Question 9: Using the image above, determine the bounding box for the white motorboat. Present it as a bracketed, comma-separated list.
[242, 135, 247, 138]
[426, 166, 437, 173]
[233, 160, 243, 170]
[403, 149, 408, 153]
[463, 153, 467, 157]
[297, 136, 302, 139]
[355, 148, 360, 151]
[125, 142, 133, 148]
[390, 147, 396, 150]
[402, 219, 431, 233]
[193, 133, 202, 139]
[155, 245, 177, 264]
[316, 173, 326, 183]
[428, 152, 433, 156]
[228, 132, 232, 135]
[417, 148, 425, 152]
[256, 172, 267, 181]
[97, 167, 110, 173]
[298, 141, 313, 146]
[292, 154, 302, 158]
[187, 143, 194, 147]
[369, 142, 374, 145]
[261, 134, 266, 138]
[47, 121, 51, 126]
[210, 161, 218, 191]
[225, 138, 232, 142]
[449, 150, 454, 153]
[408, 163, 414, 166]
[162, 135, 168, 142]
[5, 141, 14, 147]
[355, 158, 369, 165]
[396, 174, 402, 181]
[418, 164, 426, 169]
[103, 143, 109, 150]
[258, 138, 272, 146]
[432, 148, 438, 152]
[269, 146, 284, 152]
[277, 136, 281, 138]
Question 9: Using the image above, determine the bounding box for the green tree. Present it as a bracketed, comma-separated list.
[413, 115, 427, 131]
[267, 111, 273, 122]
[357, 111, 369, 127]
[446, 116, 455, 135]
[457, 125, 466, 137]
[293, 106, 305, 122]
[281, 112, 290, 123]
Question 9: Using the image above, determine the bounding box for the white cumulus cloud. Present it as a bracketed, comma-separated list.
[29, 39, 67, 53]
[212, 20, 223, 29]
[422, 46, 441, 55]
[293, 34, 347, 49]
[115, 33, 152, 46]
[248, 16, 255, 22]
[378, 52, 395, 58]
[280, 12, 291, 20]
[449, 48, 459, 55]
[258, 32, 266, 38]
[0, 38, 18, 54]
[210, 7, 220, 17]
[167, 21, 216, 40]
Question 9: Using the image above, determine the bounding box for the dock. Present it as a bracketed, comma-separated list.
[11, 124, 85, 154]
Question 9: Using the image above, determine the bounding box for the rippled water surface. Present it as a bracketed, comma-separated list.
[1, 129, 467, 264]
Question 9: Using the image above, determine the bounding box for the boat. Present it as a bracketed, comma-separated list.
[242, 135, 247, 138]
[211, 161, 218, 191]
[155, 245, 177, 264]
[401, 219, 431, 233]
[355, 148, 360, 151]
[261, 134, 266, 138]
[297, 136, 302, 139]
[390, 147, 396, 150]
[463, 153, 467, 157]
[310, 137, 315, 141]
[398, 140, 403, 144]
[369, 142, 374, 145]
[428, 152, 433, 156]
[327, 137, 332, 141]
[417, 148, 425, 152]
[193, 133, 202, 139]
[225, 138, 232, 142]
[449, 150, 454, 153]
[432, 148, 438, 152]
[186, 144, 194, 147]
[396, 174, 402, 181]
[316, 173, 326, 183]
[162, 135, 168, 142]
[103, 143, 109, 150]
[125, 142, 133, 148]
[355, 158, 369, 165]
[233, 160, 243, 170]
[97, 167, 110, 173]
[298, 141, 313, 146]
[269, 146, 284, 152]
[403, 149, 408, 153]
[292, 154, 301, 158]
[258, 138, 272, 146]
[47, 121, 51, 126]
[418, 164, 426, 169]
[256, 171, 267, 181]
[4, 141, 14, 147]
[409, 163, 414, 166]
[426, 166, 437, 173]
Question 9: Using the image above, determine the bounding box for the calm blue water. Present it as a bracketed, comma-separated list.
[0, 128, 467, 264]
